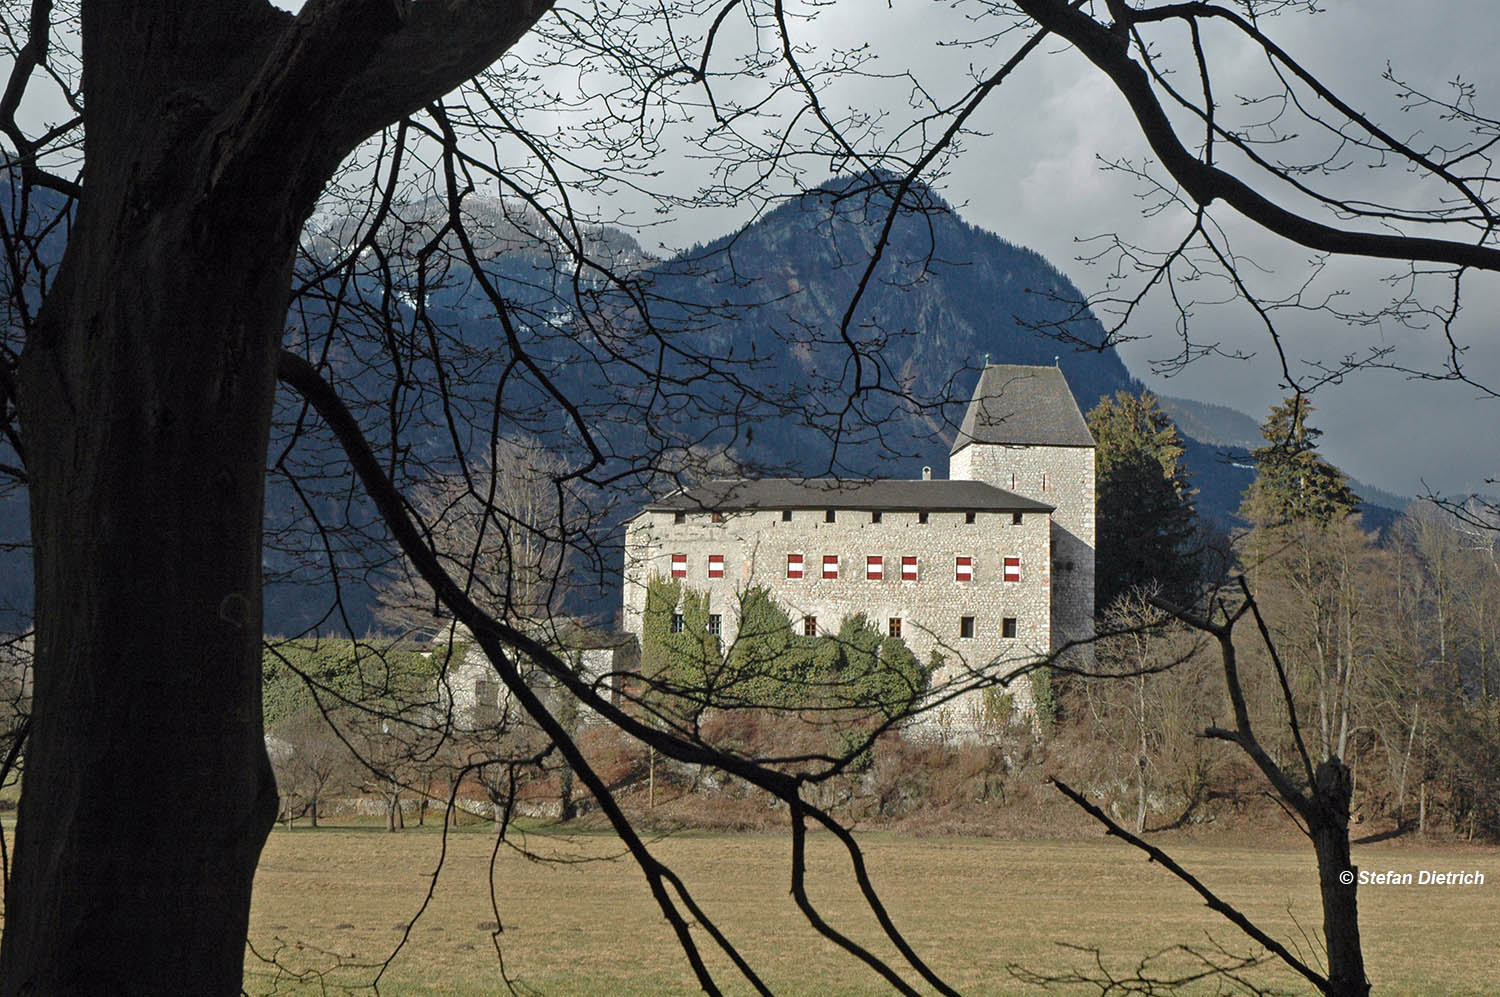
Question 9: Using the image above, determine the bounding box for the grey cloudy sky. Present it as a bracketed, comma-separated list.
[931, 1, 1500, 501]
[605, 1, 1500, 500]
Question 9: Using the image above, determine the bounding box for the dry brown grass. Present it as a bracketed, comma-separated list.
[243, 822, 1500, 995]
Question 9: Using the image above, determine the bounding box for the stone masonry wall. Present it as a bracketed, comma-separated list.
[623, 504, 1050, 735]
[949, 443, 1095, 655]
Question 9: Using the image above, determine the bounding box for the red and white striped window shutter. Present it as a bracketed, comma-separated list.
[901, 555, 918, 581]
[866, 555, 883, 580]
[823, 555, 839, 579]
[670, 553, 687, 578]
[786, 553, 804, 579]
[1004, 556, 1021, 582]
[707, 554, 725, 579]
[955, 556, 973, 582]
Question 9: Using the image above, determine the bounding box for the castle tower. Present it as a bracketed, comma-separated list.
[949, 364, 1095, 655]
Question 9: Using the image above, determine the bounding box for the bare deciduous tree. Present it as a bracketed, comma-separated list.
[375, 436, 575, 639]
[1082, 591, 1225, 833]
[1058, 579, 1371, 996]
[267, 709, 351, 829]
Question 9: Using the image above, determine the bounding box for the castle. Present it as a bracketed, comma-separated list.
[620, 364, 1096, 736]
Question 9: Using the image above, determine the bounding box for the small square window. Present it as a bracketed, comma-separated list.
[670, 613, 685, 634]
[918, 511, 929, 524]
[1002, 618, 1017, 639]
[782, 509, 793, 522]
[871, 510, 882, 524]
[707, 614, 722, 636]
[673, 511, 686, 524]
[803, 616, 817, 637]
[888, 617, 902, 638]
[1012, 512, 1023, 526]
[712, 511, 725, 523]
[825, 508, 837, 523]
[965, 511, 977, 524]
[960, 616, 975, 639]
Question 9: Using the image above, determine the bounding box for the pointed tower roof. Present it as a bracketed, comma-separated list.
[950, 364, 1095, 454]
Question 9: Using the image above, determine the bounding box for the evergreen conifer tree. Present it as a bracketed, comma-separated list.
[1241, 396, 1359, 529]
[1088, 390, 1204, 610]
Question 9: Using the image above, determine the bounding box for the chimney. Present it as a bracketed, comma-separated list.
[922, 466, 932, 481]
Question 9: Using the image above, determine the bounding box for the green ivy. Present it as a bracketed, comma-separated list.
[642, 582, 931, 720]
[262, 638, 438, 728]
[1029, 666, 1056, 738]
[982, 686, 1015, 728]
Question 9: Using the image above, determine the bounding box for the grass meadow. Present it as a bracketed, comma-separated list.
[241, 823, 1500, 995]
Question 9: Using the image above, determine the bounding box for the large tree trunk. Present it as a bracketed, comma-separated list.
[3, 191, 294, 993]
[0, 3, 554, 992]
[2, 10, 307, 988]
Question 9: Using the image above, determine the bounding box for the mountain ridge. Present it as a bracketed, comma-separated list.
[0, 175, 1410, 634]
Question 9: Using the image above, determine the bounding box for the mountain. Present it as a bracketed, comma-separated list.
[2, 174, 1406, 634]
[1158, 396, 1261, 450]
[1158, 395, 1404, 532]
[264, 178, 1146, 630]
[305, 195, 653, 275]
[638, 178, 1401, 530]
[640, 175, 1135, 476]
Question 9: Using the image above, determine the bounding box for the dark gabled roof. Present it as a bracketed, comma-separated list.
[641, 478, 1053, 514]
[951, 364, 1095, 453]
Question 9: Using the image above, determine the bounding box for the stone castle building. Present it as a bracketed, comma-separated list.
[621, 363, 1096, 736]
